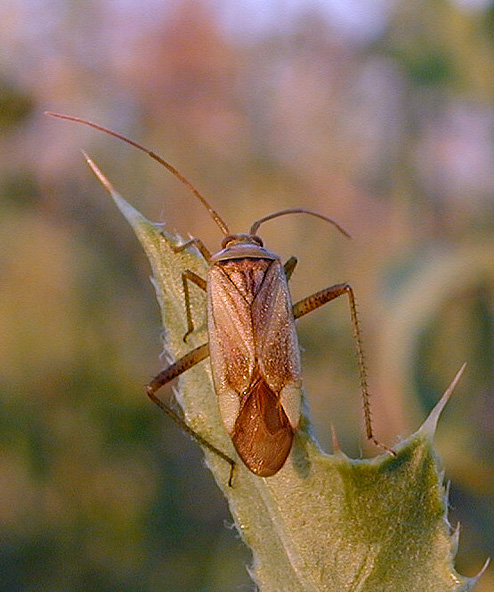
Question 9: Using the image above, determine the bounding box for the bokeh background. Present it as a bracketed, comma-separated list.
[1, 0, 494, 590]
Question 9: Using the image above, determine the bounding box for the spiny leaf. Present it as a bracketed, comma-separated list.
[87, 156, 485, 592]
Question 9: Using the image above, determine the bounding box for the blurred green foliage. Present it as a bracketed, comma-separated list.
[1, 0, 493, 590]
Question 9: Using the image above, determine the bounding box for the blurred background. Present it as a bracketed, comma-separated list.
[1, 0, 494, 590]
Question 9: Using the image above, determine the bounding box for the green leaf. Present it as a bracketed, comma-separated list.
[88, 157, 486, 592]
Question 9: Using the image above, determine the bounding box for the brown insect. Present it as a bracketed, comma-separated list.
[47, 112, 393, 484]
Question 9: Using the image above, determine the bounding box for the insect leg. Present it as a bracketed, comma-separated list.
[283, 256, 298, 281]
[166, 237, 209, 342]
[171, 236, 212, 263]
[180, 271, 207, 342]
[147, 343, 236, 485]
[292, 283, 394, 455]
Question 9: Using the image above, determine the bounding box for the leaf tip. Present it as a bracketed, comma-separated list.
[451, 520, 460, 556]
[478, 557, 491, 579]
[470, 557, 491, 589]
[420, 363, 467, 439]
[83, 151, 116, 197]
[82, 152, 146, 229]
[329, 423, 342, 455]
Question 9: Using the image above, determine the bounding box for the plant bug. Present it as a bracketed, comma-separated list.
[47, 111, 394, 484]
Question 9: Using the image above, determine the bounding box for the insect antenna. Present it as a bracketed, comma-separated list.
[45, 111, 231, 236]
[250, 208, 351, 239]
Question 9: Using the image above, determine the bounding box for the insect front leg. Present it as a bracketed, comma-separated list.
[283, 256, 298, 281]
[146, 343, 236, 486]
[292, 283, 394, 456]
[168, 237, 210, 342]
[171, 236, 212, 263]
[180, 271, 207, 342]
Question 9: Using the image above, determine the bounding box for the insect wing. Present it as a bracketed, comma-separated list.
[207, 261, 255, 428]
[246, 258, 303, 475]
[252, 258, 302, 427]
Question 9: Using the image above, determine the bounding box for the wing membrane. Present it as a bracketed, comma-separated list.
[232, 370, 293, 477]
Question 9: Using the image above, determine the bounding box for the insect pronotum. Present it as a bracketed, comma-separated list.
[47, 111, 394, 484]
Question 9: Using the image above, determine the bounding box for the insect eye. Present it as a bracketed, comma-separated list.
[221, 235, 235, 248]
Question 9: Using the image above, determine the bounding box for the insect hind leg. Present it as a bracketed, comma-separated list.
[292, 283, 395, 456]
